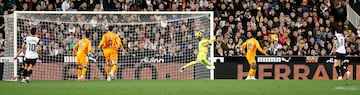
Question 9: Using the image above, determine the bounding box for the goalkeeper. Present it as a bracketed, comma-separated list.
[180, 32, 216, 72]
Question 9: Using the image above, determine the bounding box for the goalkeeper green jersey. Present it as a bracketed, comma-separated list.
[197, 37, 216, 56]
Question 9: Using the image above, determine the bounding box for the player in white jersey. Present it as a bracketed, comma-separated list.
[14, 28, 41, 83]
[331, 31, 350, 80]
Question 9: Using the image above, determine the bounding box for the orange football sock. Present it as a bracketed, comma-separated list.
[81, 67, 87, 77]
[111, 65, 117, 73]
[251, 68, 256, 76]
[248, 68, 256, 76]
[106, 65, 111, 76]
[77, 68, 81, 78]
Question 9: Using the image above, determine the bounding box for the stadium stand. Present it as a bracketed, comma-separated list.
[0, 0, 357, 58]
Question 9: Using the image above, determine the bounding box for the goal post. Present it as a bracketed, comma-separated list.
[0, 14, 17, 81]
[3, 11, 215, 80]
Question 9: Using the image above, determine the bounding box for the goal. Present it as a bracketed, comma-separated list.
[2, 11, 215, 80]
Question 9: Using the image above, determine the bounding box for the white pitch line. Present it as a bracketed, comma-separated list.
[334, 86, 360, 91]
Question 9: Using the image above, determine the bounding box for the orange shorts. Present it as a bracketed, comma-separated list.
[103, 49, 118, 62]
[76, 54, 87, 65]
[246, 56, 256, 64]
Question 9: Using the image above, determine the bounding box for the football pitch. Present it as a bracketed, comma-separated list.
[1, 80, 360, 95]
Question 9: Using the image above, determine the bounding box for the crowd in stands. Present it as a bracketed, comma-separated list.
[212, 0, 355, 56]
[0, 0, 359, 58]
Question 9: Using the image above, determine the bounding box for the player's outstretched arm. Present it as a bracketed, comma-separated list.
[207, 37, 216, 44]
[119, 43, 125, 53]
[330, 37, 337, 55]
[98, 35, 106, 50]
[86, 40, 97, 62]
[116, 36, 125, 52]
[72, 43, 79, 56]
[87, 40, 94, 53]
[14, 49, 23, 59]
[241, 41, 247, 55]
[14, 43, 26, 59]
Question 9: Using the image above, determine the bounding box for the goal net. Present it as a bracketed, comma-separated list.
[2, 11, 214, 80]
[0, 14, 17, 81]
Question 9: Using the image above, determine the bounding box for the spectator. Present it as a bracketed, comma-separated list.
[101, 0, 114, 10]
[45, 3, 54, 11]
[326, 43, 333, 54]
[61, 0, 70, 11]
[35, 4, 42, 11]
[0, 48, 4, 57]
[281, 45, 290, 55]
[168, 47, 177, 57]
[43, 32, 51, 46]
[0, 0, 356, 59]
[68, 2, 77, 11]
[346, 47, 352, 56]
[157, 47, 166, 56]
[93, 3, 102, 11]
[319, 49, 327, 56]
[267, 43, 277, 55]
[357, 25, 360, 37]
[57, 48, 65, 56]
[310, 49, 317, 56]
[89, 16, 98, 27]
[0, 33, 5, 50]
[0, 12, 4, 39]
[39, 0, 48, 10]
[272, 37, 281, 48]
[78, 2, 88, 11]
[215, 36, 223, 56]
[42, 45, 49, 56]
[227, 39, 235, 52]
[112, 2, 122, 11]
[21, 3, 29, 11]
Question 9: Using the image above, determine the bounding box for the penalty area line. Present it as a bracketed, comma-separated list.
[334, 86, 360, 91]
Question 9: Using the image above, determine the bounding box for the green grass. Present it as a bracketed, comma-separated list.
[0, 80, 360, 95]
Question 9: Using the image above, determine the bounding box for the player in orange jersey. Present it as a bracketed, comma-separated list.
[98, 26, 126, 81]
[241, 35, 268, 80]
[72, 32, 94, 81]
